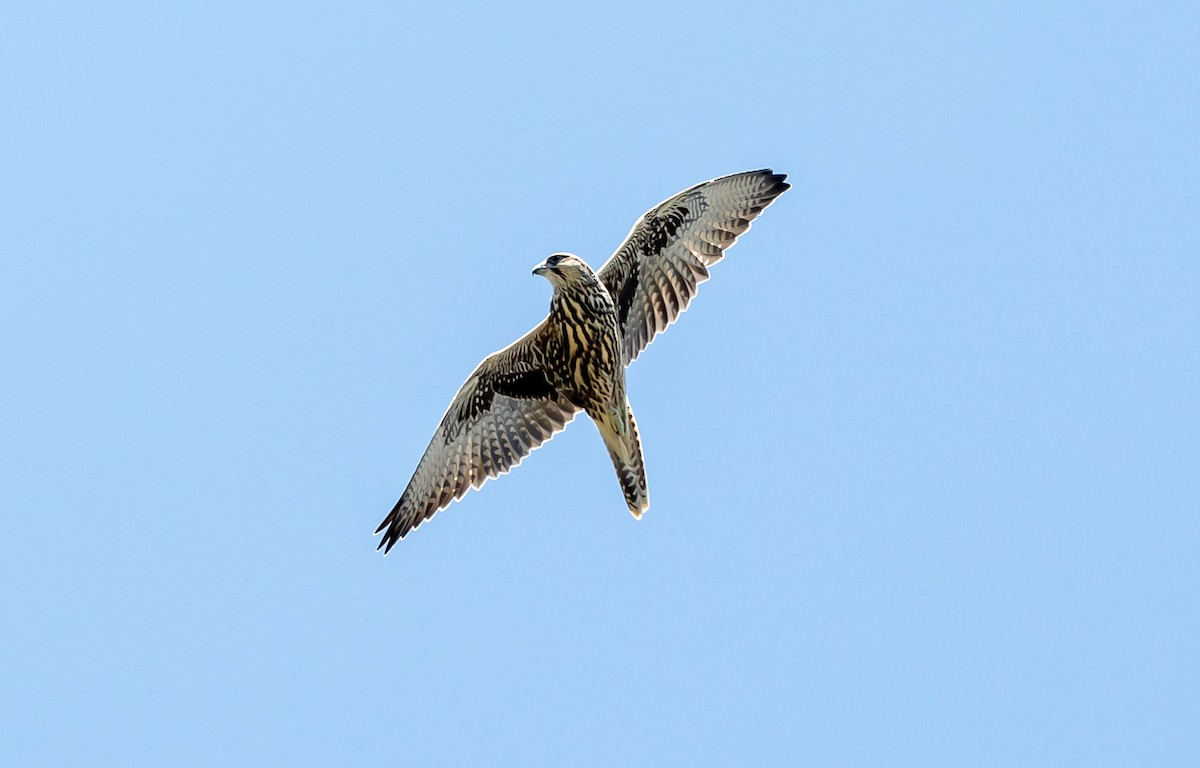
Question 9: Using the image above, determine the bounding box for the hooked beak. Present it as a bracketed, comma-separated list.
[532, 261, 551, 276]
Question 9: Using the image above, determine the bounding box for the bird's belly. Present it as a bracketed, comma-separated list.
[551, 326, 621, 412]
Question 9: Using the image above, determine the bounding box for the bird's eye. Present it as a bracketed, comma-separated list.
[548, 254, 563, 266]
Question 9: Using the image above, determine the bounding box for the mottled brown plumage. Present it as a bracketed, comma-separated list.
[375, 169, 789, 552]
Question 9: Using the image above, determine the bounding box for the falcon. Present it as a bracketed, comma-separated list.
[376, 169, 789, 552]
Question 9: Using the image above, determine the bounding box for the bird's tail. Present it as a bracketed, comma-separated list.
[597, 401, 649, 518]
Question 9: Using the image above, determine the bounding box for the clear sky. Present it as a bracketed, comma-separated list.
[2, 2, 1197, 766]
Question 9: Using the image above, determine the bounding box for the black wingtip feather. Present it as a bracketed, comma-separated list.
[376, 524, 401, 555]
[374, 495, 412, 554]
[760, 169, 790, 193]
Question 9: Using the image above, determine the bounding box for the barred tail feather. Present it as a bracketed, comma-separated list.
[597, 402, 649, 518]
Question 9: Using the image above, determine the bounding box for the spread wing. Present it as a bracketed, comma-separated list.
[375, 323, 579, 553]
[597, 169, 790, 363]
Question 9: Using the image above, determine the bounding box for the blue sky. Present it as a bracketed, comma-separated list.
[2, 2, 1197, 765]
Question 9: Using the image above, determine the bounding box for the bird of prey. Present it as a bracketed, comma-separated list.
[375, 169, 789, 552]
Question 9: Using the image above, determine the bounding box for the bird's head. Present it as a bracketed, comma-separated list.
[532, 252, 593, 289]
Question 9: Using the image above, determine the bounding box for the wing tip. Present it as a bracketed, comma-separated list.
[374, 501, 417, 555]
[752, 168, 791, 199]
[712, 168, 790, 207]
[374, 521, 401, 555]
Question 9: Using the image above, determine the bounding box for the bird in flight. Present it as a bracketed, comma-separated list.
[376, 169, 789, 552]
